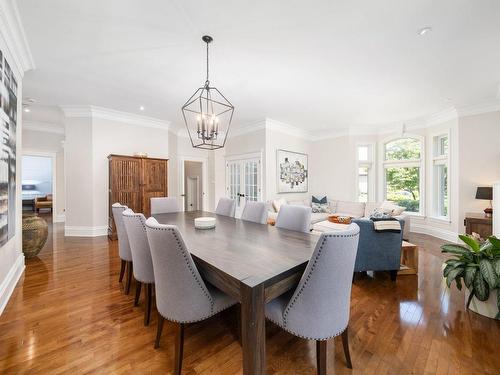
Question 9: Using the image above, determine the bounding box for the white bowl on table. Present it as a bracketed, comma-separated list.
[194, 217, 216, 230]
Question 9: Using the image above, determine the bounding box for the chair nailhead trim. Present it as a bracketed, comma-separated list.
[149, 226, 215, 313]
[282, 231, 359, 338]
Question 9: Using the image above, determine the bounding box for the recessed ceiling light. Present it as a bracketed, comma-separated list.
[24, 107, 31, 113]
[418, 27, 432, 36]
[139, 106, 145, 111]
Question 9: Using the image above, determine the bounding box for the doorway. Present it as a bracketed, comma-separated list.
[182, 160, 205, 211]
[226, 154, 261, 217]
[21, 153, 56, 221]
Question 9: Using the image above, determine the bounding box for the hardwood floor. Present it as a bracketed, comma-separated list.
[1, 221, 499, 374]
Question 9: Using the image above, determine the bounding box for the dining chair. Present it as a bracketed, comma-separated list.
[241, 201, 267, 224]
[215, 197, 236, 217]
[275, 204, 311, 233]
[122, 209, 155, 326]
[145, 217, 237, 374]
[151, 197, 179, 214]
[265, 225, 360, 374]
[112, 203, 133, 294]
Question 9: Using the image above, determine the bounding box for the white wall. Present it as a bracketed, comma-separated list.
[22, 155, 52, 195]
[22, 129, 65, 221]
[64, 113, 171, 235]
[458, 111, 500, 231]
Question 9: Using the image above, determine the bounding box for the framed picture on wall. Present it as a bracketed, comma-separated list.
[277, 149, 308, 193]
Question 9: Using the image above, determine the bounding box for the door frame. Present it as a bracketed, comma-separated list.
[178, 156, 208, 212]
[22, 149, 58, 223]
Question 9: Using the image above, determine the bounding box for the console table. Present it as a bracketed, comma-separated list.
[464, 213, 492, 239]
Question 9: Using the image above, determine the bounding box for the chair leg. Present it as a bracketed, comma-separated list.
[316, 340, 328, 375]
[389, 270, 398, 281]
[119, 260, 126, 283]
[341, 327, 353, 369]
[124, 262, 133, 295]
[174, 323, 185, 375]
[134, 281, 142, 306]
[155, 313, 165, 349]
[144, 283, 152, 326]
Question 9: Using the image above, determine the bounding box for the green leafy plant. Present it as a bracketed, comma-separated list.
[442, 234, 500, 318]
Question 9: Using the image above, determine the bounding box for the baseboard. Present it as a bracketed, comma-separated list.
[54, 214, 66, 223]
[64, 225, 108, 237]
[410, 223, 459, 243]
[0, 253, 25, 315]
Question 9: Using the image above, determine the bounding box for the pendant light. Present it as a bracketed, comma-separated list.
[181, 35, 234, 150]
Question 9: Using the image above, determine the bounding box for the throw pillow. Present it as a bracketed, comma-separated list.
[377, 201, 406, 216]
[311, 195, 330, 213]
[272, 198, 287, 212]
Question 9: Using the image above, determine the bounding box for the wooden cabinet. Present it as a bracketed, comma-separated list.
[464, 213, 492, 239]
[108, 154, 168, 239]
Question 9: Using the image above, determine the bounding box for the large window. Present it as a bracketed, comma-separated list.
[432, 134, 449, 218]
[356, 144, 373, 202]
[383, 137, 422, 213]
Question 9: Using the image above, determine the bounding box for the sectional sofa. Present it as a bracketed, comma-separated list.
[267, 198, 410, 240]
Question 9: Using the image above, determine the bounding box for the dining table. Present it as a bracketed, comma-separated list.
[153, 210, 319, 375]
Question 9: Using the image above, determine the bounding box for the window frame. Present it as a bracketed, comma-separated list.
[355, 143, 375, 203]
[378, 135, 425, 216]
[431, 132, 450, 221]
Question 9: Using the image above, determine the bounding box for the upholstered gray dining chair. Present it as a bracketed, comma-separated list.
[275, 204, 311, 233]
[112, 203, 133, 294]
[265, 224, 360, 373]
[145, 217, 236, 374]
[122, 209, 155, 326]
[215, 197, 236, 217]
[151, 197, 179, 214]
[241, 201, 268, 224]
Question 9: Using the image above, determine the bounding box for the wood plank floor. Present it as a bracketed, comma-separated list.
[1, 219, 499, 374]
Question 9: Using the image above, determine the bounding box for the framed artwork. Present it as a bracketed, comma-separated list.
[0, 48, 17, 246]
[277, 149, 308, 193]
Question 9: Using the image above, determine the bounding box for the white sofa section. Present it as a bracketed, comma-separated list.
[267, 199, 411, 239]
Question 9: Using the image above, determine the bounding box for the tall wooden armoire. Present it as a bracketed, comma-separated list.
[108, 154, 168, 239]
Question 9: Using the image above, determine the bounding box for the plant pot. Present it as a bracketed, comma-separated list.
[465, 289, 499, 320]
[22, 214, 48, 259]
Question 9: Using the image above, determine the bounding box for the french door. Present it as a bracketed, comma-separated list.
[226, 156, 261, 217]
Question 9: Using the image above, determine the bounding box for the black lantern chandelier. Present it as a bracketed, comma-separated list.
[181, 35, 234, 150]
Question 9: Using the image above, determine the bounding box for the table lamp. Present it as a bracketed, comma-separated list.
[475, 186, 493, 217]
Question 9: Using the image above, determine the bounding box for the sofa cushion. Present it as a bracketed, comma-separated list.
[335, 201, 365, 218]
[289, 199, 309, 207]
[272, 198, 287, 212]
[379, 201, 406, 216]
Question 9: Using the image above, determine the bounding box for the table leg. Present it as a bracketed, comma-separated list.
[241, 283, 266, 375]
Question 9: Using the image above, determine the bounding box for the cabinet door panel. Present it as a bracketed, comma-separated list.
[141, 159, 168, 217]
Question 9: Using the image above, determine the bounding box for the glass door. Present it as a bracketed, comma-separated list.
[226, 157, 261, 217]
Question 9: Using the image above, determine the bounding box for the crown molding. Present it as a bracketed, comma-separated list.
[0, 0, 35, 76]
[456, 100, 500, 118]
[229, 119, 267, 138]
[60, 105, 171, 130]
[265, 118, 319, 141]
[23, 120, 65, 135]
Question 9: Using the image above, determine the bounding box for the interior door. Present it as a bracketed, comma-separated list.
[141, 158, 168, 217]
[226, 157, 260, 217]
[186, 177, 198, 211]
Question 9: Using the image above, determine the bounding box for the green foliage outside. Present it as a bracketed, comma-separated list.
[385, 138, 421, 212]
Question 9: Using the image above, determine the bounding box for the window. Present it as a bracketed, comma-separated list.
[432, 134, 449, 218]
[383, 137, 423, 213]
[356, 144, 373, 202]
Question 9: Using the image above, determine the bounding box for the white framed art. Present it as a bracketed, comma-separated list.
[277, 149, 308, 193]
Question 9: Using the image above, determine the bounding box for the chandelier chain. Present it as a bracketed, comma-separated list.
[205, 40, 209, 85]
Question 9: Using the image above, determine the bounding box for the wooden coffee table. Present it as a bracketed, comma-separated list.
[400, 241, 418, 275]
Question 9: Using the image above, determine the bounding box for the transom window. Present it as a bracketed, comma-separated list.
[383, 137, 423, 213]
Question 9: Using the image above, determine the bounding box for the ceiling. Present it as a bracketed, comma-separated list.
[18, 0, 500, 134]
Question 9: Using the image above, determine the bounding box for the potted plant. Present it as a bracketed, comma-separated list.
[442, 234, 500, 319]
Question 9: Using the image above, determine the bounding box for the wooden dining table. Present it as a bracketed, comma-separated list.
[153, 210, 319, 375]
